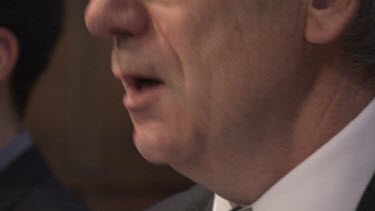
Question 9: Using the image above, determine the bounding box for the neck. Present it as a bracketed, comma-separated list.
[245, 61, 375, 203]
[0, 87, 21, 150]
[178, 53, 375, 205]
[290, 63, 375, 167]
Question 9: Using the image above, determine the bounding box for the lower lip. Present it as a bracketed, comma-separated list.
[123, 85, 164, 110]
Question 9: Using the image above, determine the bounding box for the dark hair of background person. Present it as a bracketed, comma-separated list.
[0, 0, 64, 118]
[344, 0, 375, 76]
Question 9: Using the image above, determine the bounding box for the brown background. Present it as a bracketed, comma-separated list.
[24, 0, 193, 210]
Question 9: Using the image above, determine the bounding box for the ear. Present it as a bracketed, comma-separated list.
[0, 27, 19, 81]
[305, 0, 360, 44]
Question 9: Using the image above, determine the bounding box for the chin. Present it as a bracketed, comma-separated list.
[133, 127, 201, 168]
[133, 128, 176, 165]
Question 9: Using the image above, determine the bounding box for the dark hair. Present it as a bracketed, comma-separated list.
[0, 0, 64, 117]
[344, 0, 375, 76]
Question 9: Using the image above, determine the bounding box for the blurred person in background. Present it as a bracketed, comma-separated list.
[0, 1, 87, 210]
[86, 0, 375, 210]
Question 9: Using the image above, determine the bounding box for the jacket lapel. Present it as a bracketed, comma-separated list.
[356, 172, 375, 211]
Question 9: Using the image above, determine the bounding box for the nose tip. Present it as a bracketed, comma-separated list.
[85, 0, 150, 39]
[85, 1, 108, 38]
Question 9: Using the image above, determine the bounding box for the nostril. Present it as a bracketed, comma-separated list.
[113, 32, 135, 46]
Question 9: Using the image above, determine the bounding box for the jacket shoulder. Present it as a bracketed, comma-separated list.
[15, 176, 88, 211]
[0, 146, 88, 211]
[146, 185, 214, 211]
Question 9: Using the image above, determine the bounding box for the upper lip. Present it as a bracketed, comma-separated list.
[112, 52, 165, 92]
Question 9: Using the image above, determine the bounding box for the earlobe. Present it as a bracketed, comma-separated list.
[0, 28, 19, 81]
[305, 0, 359, 44]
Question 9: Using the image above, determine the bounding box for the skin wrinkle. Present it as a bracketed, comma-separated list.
[311, 72, 346, 143]
[207, 1, 312, 203]
[354, 85, 370, 104]
[288, 71, 325, 156]
[85, 0, 375, 204]
[183, 2, 227, 184]
[151, 9, 186, 94]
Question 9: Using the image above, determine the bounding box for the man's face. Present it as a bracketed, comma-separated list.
[86, 0, 310, 174]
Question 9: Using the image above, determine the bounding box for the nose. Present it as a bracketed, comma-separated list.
[85, 0, 150, 39]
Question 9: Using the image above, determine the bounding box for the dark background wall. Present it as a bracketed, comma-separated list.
[24, 0, 193, 210]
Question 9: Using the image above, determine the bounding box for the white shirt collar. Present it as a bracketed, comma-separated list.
[213, 98, 375, 211]
[213, 194, 235, 211]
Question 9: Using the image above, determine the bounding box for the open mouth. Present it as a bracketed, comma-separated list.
[122, 74, 166, 110]
[124, 75, 164, 92]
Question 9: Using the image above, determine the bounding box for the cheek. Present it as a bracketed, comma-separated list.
[133, 90, 209, 164]
[152, 4, 252, 146]
[161, 91, 209, 158]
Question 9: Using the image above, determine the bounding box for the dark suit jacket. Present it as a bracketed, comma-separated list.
[0, 146, 88, 211]
[146, 185, 213, 211]
[147, 174, 375, 211]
